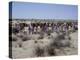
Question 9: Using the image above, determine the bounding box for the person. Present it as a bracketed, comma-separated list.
[37, 26, 41, 34]
[74, 24, 78, 30]
[68, 25, 72, 33]
[23, 25, 29, 35]
[34, 26, 37, 34]
[12, 23, 20, 34]
[28, 24, 33, 34]
[53, 25, 58, 32]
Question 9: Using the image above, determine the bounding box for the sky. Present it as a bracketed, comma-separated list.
[11, 2, 78, 20]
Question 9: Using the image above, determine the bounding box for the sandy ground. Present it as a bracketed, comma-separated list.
[11, 31, 78, 59]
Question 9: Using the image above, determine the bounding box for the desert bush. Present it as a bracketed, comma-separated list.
[35, 46, 44, 57]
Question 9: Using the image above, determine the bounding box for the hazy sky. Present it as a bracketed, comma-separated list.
[11, 2, 78, 20]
